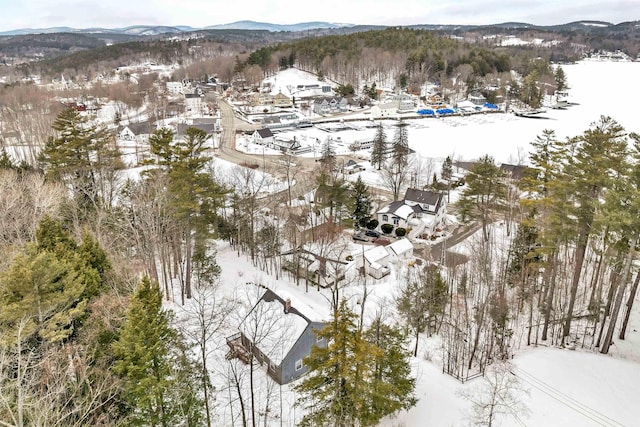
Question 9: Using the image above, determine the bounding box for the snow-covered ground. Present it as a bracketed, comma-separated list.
[174, 61, 640, 426]
[190, 235, 640, 427]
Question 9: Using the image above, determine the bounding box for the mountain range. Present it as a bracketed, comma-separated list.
[0, 19, 635, 37]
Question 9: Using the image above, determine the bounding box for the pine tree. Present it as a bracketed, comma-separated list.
[295, 300, 376, 427]
[458, 155, 506, 241]
[147, 127, 227, 300]
[320, 137, 336, 171]
[352, 175, 372, 228]
[561, 116, 629, 341]
[364, 320, 417, 424]
[39, 107, 122, 210]
[391, 120, 410, 168]
[113, 277, 203, 427]
[0, 246, 88, 344]
[370, 124, 386, 170]
[295, 300, 416, 427]
[397, 264, 448, 356]
[0, 217, 108, 345]
[554, 66, 568, 92]
[441, 155, 453, 201]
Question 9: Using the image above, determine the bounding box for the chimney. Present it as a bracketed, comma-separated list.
[284, 298, 292, 314]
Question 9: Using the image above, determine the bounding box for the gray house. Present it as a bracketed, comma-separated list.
[226, 289, 326, 385]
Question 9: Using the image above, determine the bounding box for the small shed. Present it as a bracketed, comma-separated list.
[386, 238, 414, 261]
[363, 246, 391, 279]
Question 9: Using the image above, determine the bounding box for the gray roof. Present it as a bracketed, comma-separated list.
[404, 188, 444, 206]
[262, 116, 282, 125]
[126, 121, 153, 135]
[176, 123, 215, 136]
[256, 128, 274, 138]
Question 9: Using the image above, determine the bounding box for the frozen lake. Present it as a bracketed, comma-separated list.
[406, 60, 640, 163]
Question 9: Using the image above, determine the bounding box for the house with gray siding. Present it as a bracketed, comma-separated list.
[227, 288, 327, 385]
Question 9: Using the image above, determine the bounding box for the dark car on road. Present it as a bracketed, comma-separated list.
[365, 230, 380, 238]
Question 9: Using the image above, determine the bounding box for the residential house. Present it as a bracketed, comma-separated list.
[371, 102, 397, 118]
[312, 97, 348, 115]
[252, 128, 275, 145]
[249, 92, 273, 106]
[342, 159, 366, 174]
[226, 289, 327, 385]
[272, 137, 312, 155]
[272, 92, 293, 108]
[393, 94, 416, 112]
[116, 122, 153, 164]
[427, 93, 446, 108]
[184, 93, 203, 113]
[377, 188, 447, 236]
[468, 91, 487, 106]
[118, 126, 136, 142]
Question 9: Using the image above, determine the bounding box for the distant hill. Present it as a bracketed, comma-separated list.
[0, 25, 189, 37]
[205, 20, 354, 32]
[1, 20, 636, 38]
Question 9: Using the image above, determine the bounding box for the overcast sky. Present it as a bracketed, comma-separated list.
[0, 0, 637, 31]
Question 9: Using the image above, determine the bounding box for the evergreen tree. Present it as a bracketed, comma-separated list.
[391, 120, 410, 168]
[397, 264, 448, 356]
[561, 116, 629, 341]
[0, 217, 108, 345]
[319, 137, 336, 171]
[316, 171, 352, 226]
[113, 277, 203, 427]
[295, 300, 416, 427]
[370, 124, 386, 170]
[554, 66, 568, 92]
[521, 71, 543, 108]
[39, 107, 122, 210]
[364, 319, 417, 424]
[458, 155, 506, 241]
[441, 155, 453, 201]
[352, 175, 372, 228]
[0, 246, 88, 344]
[147, 127, 226, 300]
[0, 148, 14, 170]
[295, 300, 375, 427]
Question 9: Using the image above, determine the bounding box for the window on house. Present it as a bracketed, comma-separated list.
[393, 217, 399, 225]
[295, 359, 304, 371]
[382, 215, 388, 222]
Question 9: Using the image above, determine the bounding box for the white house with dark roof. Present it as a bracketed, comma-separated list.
[252, 128, 274, 145]
[377, 188, 447, 236]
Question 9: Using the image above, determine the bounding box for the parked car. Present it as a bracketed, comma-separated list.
[353, 232, 369, 242]
[365, 230, 380, 238]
